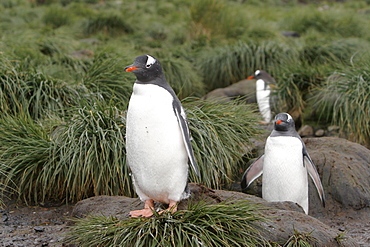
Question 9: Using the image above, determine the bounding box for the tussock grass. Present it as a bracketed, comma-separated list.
[196, 41, 293, 90]
[50, 102, 132, 201]
[0, 113, 52, 203]
[186, 100, 261, 188]
[281, 7, 367, 39]
[66, 200, 269, 247]
[42, 5, 73, 28]
[283, 229, 318, 247]
[0, 55, 83, 118]
[189, 0, 246, 42]
[159, 54, 205, 99]
[83, 11, 133, 36]
[0, 103, 132, 203]
[0, 97, 261, 203]
[312, 54, 370, 145]
[82, 53, 133, 106]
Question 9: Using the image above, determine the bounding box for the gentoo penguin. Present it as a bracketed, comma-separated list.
[125, 55, 200, 217]
[247, 70, 276, 123]
[241, 113, 325, 214]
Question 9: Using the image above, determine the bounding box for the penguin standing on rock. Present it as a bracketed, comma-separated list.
[125, 55, 199, 218]
[247, 70, 276, 123]
[241, 113, 325, 214]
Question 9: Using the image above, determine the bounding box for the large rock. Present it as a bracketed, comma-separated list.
[72, 184, 358, 246]
[202, 79, 256, 103]
[305, 137, 370, 215]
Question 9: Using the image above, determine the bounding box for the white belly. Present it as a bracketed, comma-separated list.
[262, 136, 309, 213]
[126, 84, 188, 204]
[256, 79, 271, 123]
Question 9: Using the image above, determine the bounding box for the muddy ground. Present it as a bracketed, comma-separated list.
[0, 198, 369, 247]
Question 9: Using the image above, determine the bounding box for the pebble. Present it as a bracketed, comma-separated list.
[2, 213, 9, 222]
[34, 226, 45, 232]
[315, 129, 325, 137]
[298, 125, 314, 137]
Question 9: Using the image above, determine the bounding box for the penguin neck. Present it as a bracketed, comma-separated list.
[256, 79, 267, 91]
[270, 129, 299, 138]
[135, 75, 178, 100]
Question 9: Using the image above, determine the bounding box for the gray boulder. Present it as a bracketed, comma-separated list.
[202, 79, 256, 103]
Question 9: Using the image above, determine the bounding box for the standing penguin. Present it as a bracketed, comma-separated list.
[247, 70, 276, 123]
[241, 113, 325, 214]
[125, 55, 199, 218]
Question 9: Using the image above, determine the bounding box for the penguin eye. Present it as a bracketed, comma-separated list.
[146, 64, 151, 68]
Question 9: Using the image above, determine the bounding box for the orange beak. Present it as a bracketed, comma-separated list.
[125, 66, 139, 72]
[276, 120, 283, 124]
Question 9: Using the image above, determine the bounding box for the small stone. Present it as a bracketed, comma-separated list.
[34, 226, 45, 232]
[281, 31, 300, 38]
[2, 213, 8, 222]
[328, 125, 340, 132]
[315, 129, 325, 137]
[298, 125, 314, 137]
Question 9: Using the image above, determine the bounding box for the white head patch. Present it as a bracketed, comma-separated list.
[146, 55, 156, 67]
[255, 70, 261, 76]
[286, 113, 293, 122]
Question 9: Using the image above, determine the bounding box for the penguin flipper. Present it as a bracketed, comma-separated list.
[241, 155, 264, 190]
[174, 104, 200, 177]
[304, 155, 326, 207]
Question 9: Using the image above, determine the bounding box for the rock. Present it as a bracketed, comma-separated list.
[69, 49, 94, 59]
[34, 226, 45, 232]
[298, 124, 314, 137]
[2, 213, 9, 222]
[71, 183, 358, 246]
[315, 128, 325, 137]
[281, 31, 300, 37]
[78, 38, 100, 44]
[202, 79, 257, 104]
[304, 137, 370, 213]
[328, 125, 340, 132]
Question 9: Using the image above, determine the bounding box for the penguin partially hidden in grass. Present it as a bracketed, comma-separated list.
[247, 70, 276, 124]
[125, 55, 200, 218]
[241, 113, 325, 214]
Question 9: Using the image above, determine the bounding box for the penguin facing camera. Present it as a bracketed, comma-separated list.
[247, 70, 276, 124]
[125, 55, 199, 218]
[241, 113, 325, 214]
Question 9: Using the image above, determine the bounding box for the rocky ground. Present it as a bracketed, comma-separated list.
[1, 136, 370, 247]
[0, 190, 369, 246]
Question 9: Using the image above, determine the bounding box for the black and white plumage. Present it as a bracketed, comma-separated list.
[125, 55, 199, 217]
[247, 70, 276, 123]
[241, 113, 325, 214]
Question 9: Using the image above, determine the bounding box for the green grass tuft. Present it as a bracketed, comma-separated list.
[189, 0, 247, 42]
[159, 54, 205, 99]
[83, 11, 133, 36]
[196, 41, 293, 90]
[186, 99, 261, 188]
[0, 113, 52, 203]
[312, 54, 370, 145]
[66, 200, 269, 247]
[42, 5, 73, 28]
[283, 229, 318, 247]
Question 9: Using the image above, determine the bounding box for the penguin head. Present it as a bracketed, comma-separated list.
[273, 113, 295, 131]
[125, 55, 163, 82]
[247, 70, 276, 89]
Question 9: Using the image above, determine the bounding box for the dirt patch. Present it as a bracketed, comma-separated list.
[1, 199, 74, 247]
